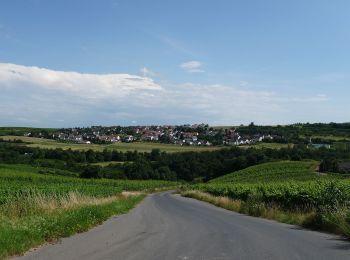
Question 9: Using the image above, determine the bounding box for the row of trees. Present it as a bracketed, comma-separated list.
[1, 140, 349, 181]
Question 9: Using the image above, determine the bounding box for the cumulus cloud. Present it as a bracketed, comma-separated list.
[0, 63, 336, 127]
[180, 61, 204, 73]
[0, 63, 161, 100]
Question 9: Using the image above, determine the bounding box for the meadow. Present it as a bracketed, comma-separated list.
[241, 142, 292, 150]
[0, 164, 177, 259]
[1, 136, 221, 153]
[183, 161, 350, 237]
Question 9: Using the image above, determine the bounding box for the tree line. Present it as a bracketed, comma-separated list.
[1, 139, 349, 181]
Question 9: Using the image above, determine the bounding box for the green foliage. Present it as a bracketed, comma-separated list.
[0, 163, 177, 258]
[0, 195, 144, 259]
[0, 127, 58, 137]
[191, 180, 350, 211]
[0, 164, 177, 205]
[80, 165, 102, 179]
[1, 135, 219, 153]
[319, 158, 339, 173]
[211, 161, 321, 183]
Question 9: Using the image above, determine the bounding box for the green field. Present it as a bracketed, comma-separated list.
[0, 163, 176, 203]
[240, 143, 293, 150]
[1, 136, 221, 153]
[196, 161, 349, 208]
[184, 160, 350, 237]
[211, 161, 321, 183]
[0, 163, 177, 258]
[91, 161, 129, 167]
[309, 135, 350, 141]
[0, 127, 58, 136]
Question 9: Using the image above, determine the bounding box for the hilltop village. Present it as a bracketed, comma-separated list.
[24, 124, 276, 146]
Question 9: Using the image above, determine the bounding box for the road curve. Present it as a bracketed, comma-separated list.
[16, 191, 350, 260]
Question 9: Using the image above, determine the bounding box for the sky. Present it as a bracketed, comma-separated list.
[0, 0, 349, 127]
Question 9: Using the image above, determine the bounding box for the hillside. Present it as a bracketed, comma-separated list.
[0, 164, 176, 201]
[211, 161, 322, 183]
[0, 136, 220, 153]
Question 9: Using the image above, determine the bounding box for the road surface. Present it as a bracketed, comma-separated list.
[16, 191, 350, 260]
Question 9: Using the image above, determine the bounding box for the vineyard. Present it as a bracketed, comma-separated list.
[0, 163, 177, 259]
[184, 160, 350, 237]
[192, 180, 350, 210]
[188, 161, 350, 210]
[211, 161, 331, 183]
[0, 164, 176, 205]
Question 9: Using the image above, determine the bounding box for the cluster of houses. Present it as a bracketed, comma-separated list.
[26, 124, 277, 147]
[222, 129, 274, 145]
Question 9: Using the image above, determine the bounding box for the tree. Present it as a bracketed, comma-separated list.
[319, 159, 339, 173]
[80, 165, 102, 178]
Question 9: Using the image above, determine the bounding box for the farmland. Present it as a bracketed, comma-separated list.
[211, 161, 322, 183]
[0, 164, 177, 259]
[1, 136, 221, 153]
[0, 164, 176, 203]
[240, 143, 293, 150]
[183, 161, 350, 237]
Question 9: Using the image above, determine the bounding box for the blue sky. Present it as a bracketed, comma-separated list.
[0, 0, 349, 127]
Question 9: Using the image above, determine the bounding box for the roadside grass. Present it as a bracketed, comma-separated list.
[181, 190, 350, 238]
[1, 136, 220, 153]
[0, 193, 144, 259]
[0, 163, 178, 259]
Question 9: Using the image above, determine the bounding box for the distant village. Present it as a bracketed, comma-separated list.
[24, 124, 278, 147]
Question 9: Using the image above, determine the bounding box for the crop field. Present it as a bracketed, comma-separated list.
[0, 164, 176, 204]
[191, 161, 350, 209]
[211, 161, 323, 183]
[192, 180, 350, 210]
[0, 163, 177, 258]
[306, 135, 350, 141]
[1, 136, 221, 153]
[184, 160, 350, 237]
[241, 143, 293, 150]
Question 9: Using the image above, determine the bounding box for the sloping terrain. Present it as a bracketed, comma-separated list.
[211, 161, 320, 183]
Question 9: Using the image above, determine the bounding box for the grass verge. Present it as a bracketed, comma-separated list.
[181, 190, 350, 238]
[0, 193, 144, 259]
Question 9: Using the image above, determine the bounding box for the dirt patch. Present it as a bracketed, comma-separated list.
[121, 191, 143, 197]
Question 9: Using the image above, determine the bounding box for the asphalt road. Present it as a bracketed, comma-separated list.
[16, 192, 350, 260]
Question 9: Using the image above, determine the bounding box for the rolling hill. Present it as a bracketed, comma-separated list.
[211, 161, 322, 183]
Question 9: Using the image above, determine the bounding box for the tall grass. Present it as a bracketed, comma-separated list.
[182, 190, 350, 237]
[182, 190, 315, 225]
[0, 194, 144, 259]
[0, 164, 177, 259]
[0, 190, 131, 219]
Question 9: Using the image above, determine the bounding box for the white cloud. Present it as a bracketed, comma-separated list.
[0, 63, 161, 101]
[291, 94, 329, 103]
[180, 61, 204, 73]
[0, 63, 339, 127]
[140, 67, 156, 77]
